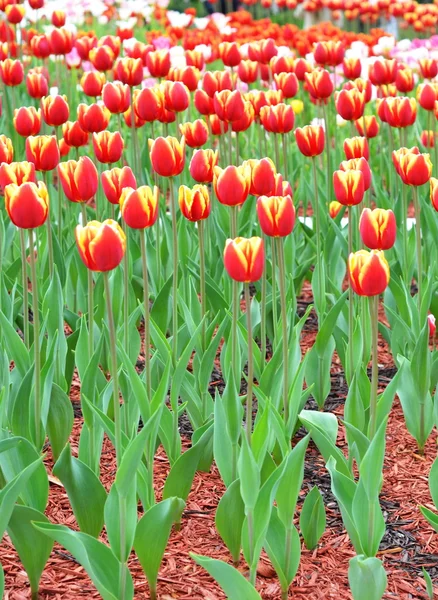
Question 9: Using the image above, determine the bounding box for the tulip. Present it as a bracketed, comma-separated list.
[123, 106, 145, 129]
[291, 99, 304, 115]
[62, 121, 89, 147]
[158, 109, 176, 125]
[213, 164, 251, 206]
[232, 103, 255, 133]
[421, 130, 435, 149]
[428, 314, 436, 338]
[273, 72, 299, 99]
[348, 249, 390, 297]
[203, 70, 233, 98]
[395, 152, 432, 186]
[304, 69, 334, 100]
[0, 58, 23, 86]
[344, 78, 372, 103]
[119, 185, 159, 229]
[30, 35, 51, 59]
[114, 57, 143, 87]
[335, 88, 365, 121]
[58, 156, 98, 203]
[248, 39, 278, 64]
[89, 46, 115, 72]
[77, 103, 111, 133]
[272, 173, 292, 197]
[245, 158, 276, 196]
[343, 136, 369, 160]
[146, 50, 171, 78]
[224, 237, 264, 282]
[395, 68, 414, 93]
[293, 58, 312, 81]
[51, 10, 66, 27]
[382, 97, 417, 128]
[162, 81, 190, 113]
[260, 103, 294, 133]
[392, 146, 420, 176]
[80, 71, 106, 97]
[417, 82, 437, 111]
[256, 195, 295, 237]
[218, 42, 241, 68]
[26, 72, 48, 99]
[0, 161, 36, 192]
[294, 125, 324, 157]
[102, 166, 137, 205]
[369, 58, 397, 86]
[4, 181, 49, 228]
[178, 184, 211, 221]
[419, 58, 438, 80]
[237, 60, 259, 84]
[48, 27, 74, 55]
[134, 87, 164, 122]
[41, 94, 70, 127]
[329, 201, 342, 218]
[179, 120, 208, 148]
[75, 35, 98, 61]
[189, 149, 218, 183]
[343, 57, 362, 79]
[93, 131, 124, 164]
[333, 169, 365, 206]
[430, 177, 438, 211]
[314, 40, 344, 67]
[359, 208, 396, 250]
[354, 115, 379, 138]
[148, 136, 185, 177]
[270, 55, 295, 75]
[99, 36, 121, 59]
[5, 4, 25, 23]
[0, 135, 13, 164]
[25, 135, 59, 171]
[209, 115, 227, 136]
[14, 107, 41, 137]
[214, 89, 245, 122]
[185, 49, 205, 70]
[168, 66, 201, 92]
[75, 219, 126, 272]
[339, 157, 371, 191]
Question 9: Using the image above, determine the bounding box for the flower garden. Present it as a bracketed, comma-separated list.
[0, 0, 438, 599]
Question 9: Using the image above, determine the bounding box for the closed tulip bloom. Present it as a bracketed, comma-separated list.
[78, 103, 111, 133]
[5, 4, 25, 23]
[271, 172, 292, 197]
[344, 78, 372, 103]
[270, 55, 295, 75]
[41, 94, 69, 127]
[313, 40, 344, 67]
[392, 146, 420, 175]
[430, 177, 438, 211]
[189, 149, 218, 183]
[293, 58, 312, 81]
[149, 136, 185, 177]
[245, 158, 276, 196]
[396, 152, 432, 186]
[304, 69, 334, 100]
[58, 156, 98, 203]
[185, 50, 205, 70]
[214, 90, 245, 122]
[26, 72, 48, 99]
[248, 38, 278, 64]
[274, 72, 299, 98]
[5, 181, 49, 228]
[89, 46, 115, 72]
[120, 185, 159, 229]
[75, 219, 126, 271]
[179, 120, 208, 148]
[218, 41, 241, 68]
[260, 103, 294, 134]
[333, 169, 365, 206]
[214, 164, 251, 206]
[30, 35, 51, 59]
[359, 207, 396, 250]
[209, 115, 228, 135]
[178, 184, 211, 221]
[417, 82, 437, 111]
[294, 125, 325, 157]
[51, 10, 66, 27]
[48, 27, 74, 55]
[369, 58, 397, 86]
[203, 70, 233, 98]
[329, 201, 343, 218]
[93, 131, 124, 164]
[14, 107, 41, 137]
[146, 50, 171, 78]
[80, 71, 106, 97]
[158, 109, 176, 125]
[99, 36, 121, 59]
[114, 57, 143, 87]
[340, 157, 371, 191]
[354, 115, 379, 138]
[421, 130, 435, 148]
[62, 121, 89, 147]
[428, 314, 436, 337]
[383, 97, 417, 128]
[224, 237, 265, 282]
[343, 57, 362, 79]
[123, 105, 145, 129]
[101, 166, 137, 205]
[26, 135, 59, 171]
[135, 87, 164, 122]
[395, 68, 414, 93]
[231, 102, 255, 133]
[162, 81, 190, 113]
[75, 35, 98, 61]
[237, 60, 259, 84]
[0, 135, 13, 164]
[0, 161, 36, 192]
[335, 88, 365, 121]
[348, 249, 390, 296]
[419, 58, 438, 80]
[344, 136, 369, 160]
[0, 58, 23, 86]
[257, 194, 295, 237]
[168, 66, 201, 92]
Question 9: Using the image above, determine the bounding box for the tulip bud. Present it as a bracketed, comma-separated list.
[333, 169, 365, 206]
[430, 177, 438, 211]
[49, 27, 74, 55]
[114, 57, 143, 87]
[224, 237, 265, 282]
[148, 136, 185, 177]
[274, 72, 299, 98]
[237, 60, 259, 84]
[313, 40, 344, 67]
[0, 161, 36, 193]
[93, 131, 124, 164]
[344, 78, 372, 103]
[89, 46, 115, 72]
[248, 39, 278, 64]
[335, 88, 365, 121]
[395, 151, 432, 186]
[342, 57, 362, 80]
[80, 71, 106, 97]
[294, 125, 325, 157]
[271, 173, 292, 197]
[257, 194, 295, 237]
[120, 185, 159, 229]
[41, 94, 70, 127]
[421, 130, 435, 149]
[209, 115, 228, 136]
[348, 249, 390, 296]
[270, 55, 295, 75]
[244, 158, 276, 196]
[304, 69, 334, 100]
[5, 181, 49, 228]
[359, 207, 396, 250]
[62, 121, 89, 147]
[58, 156, 98, 203]
[291, 99, 304, 115]
[78, 103, 111, 133]
[339, 157, 371, 191]
[213, 164, 251, 206]
[101, 166, 137, 205]
[214, 89, 245, 122]
[395, 68, 414, 93]
[146, 50, 171, 78]
[75, 219, 126, 271]
[329, 201, 342, 218]
[218, 42, 241, 68]
[354, 115, 379, 138]
[26, 72, 48, 99]
[419, 58, 438, 80]
[51, 10, 66, 27]
[168, 66, 201, 92]
[260, 103, 294, 134]
[382, 97, 417, 128]
[134, 87, 164, 122]
[428, 314, 436, 338]
[203, 70, 233, 98]
[417, 82, 437, 111]
[343, 136, 369, 160]
[232, 102, 255, 133]
[185, 50, 205, 71]
[26, 135, 60, 171]
[179, 120, 208, 148]
[189, 149, 218, 183]
[369, 58, 397, 86]
[178, 184, 211, 221]
[5, 4, 25, 24]
[30, 35, 51, 60]
[14, 107, 41, 137]
[0, 58, 23, 86]
[161, 81, 190, 113]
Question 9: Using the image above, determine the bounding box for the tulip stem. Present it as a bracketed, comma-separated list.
[170, 176, 179, 361]
[311, 157, 324, 317]
[140, 228, 152, 401]
[434, 113, 438, 179]
[244, 284, 253, 445]
[348, 209, 354, 384]
[274, 134, 281, 180]
[198, 220, 206, 353]
[122, 221, 129, 361]
[276, 237, 289, 423]
[81, 205, 94, 358]
[130, 87, 140, 182]
[260, 233, 267, 368]
[231, 207, 239, 391]
[42, 171, 54, 277]
[369, 294, 379, 439]
[271, 237, 277, 346]
[54, 126, 63, 241]
[103, 272, 122, 467]
[282, 133, 289, 182]
[412, 186, 422, 309]
[228, 126, 233, 166]
[29, 229, 41, 448]
[321, 102, 331, 205]
[19, 229, 29, 349]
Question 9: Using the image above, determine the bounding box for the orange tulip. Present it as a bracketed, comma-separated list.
[5, 181, 49, 228]
[41, 94, 70, 127]
[120, 185, 159, 229]
[62, 121, 89, 147]
[93, 131, 124, 164]
[114, 57, 143, 87]
[359, 207, 396, 250]
[146, 50, 171, 78]
[369, 58, 397, 86]
[313, 40, 344, 67]
[189, 149, 218, 183]
[26, 72, 48, 98]
[245, 158, 276, 196]
[430, 177, 438, 211]
[419, 58, 437, 80]
[0, 58, 23, 86]
[135, 87, 164, 122]
[213, 164, 251, 206]
[340, 157, 371, 191]
[162, 81, 190, 113]
[0, 161, 36, 193]
[14, 107, 41, 137]
[348, 249, 390, 296]
[354, 115, 379, 138]
[218, 41, 241, 68]
[381, 96, 417, 128]
[237, 60, 259, 84]
[294, 125, 324, 157]
[257, 194, 295, 237]
[75, 219, 126, 272]
[77, 103, 111, 133]
[395, 68, 414, 93]
[58, 156, 98, 203]
[179, 120, 208, 148]
[101, 166, 137, 205]
[274, 72, 299, 99]
[417, 82, 437, 111]
[343, 136, 369, 160]
[224, 237, 265, 282]
[395, 151, 432, 186]
[178, 184, 211, 221]
[342, 57, 362, 79]
[89, 46, 115, 72]
[260, 103, 294, 133]
[25, 135, 59, 171]
[333, 169, 365, 206]
[304, 68, 334, 100]
[329, 201, 342, 218]
[149, 136, 185, 177]
[80, 71, 106, 97]
[214, 89, 245, 122]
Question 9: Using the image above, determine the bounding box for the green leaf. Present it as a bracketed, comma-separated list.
[7, 505, 53, 594]
[213, 391, 235, 487]
[46, 384, 74, 461]
[33, 523, 133, 600]
[276, 435, 309, 528]
[191, 554, 262, 600]
[428, 456, 438, 509]
[264, 508, 301, 595]
[420, 506, 438, 532]
[299, 486, 326, 550]
[0, 309, 30, 376]
[53, 443, 107, 537]
[215, 479, 245, 565]
[238, 433, 260, 511]
[422, 567, 434, 599]
[105, 481, 138, 563]
[134, 497, 185, 598]
[348, 555, 387, 600]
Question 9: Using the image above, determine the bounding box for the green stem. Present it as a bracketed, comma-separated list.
[20, 229, 29, 349]
[274, 134, 281, 176]
[276, 237, 289, 423]
[311, 157, 324, 317]
[42, 171, 54, 277]
[228, 125, 233, 166]
[231, 207, 239, 390]
[247, 509, 256, 586]
[321, 102, 331, 205]
[412, 186, 422, 309]
[29, 229, 41, 448]
[140, 228, 152, 401]
[103, 272, 122, 466]
[369, 295, 379, 439]
[271, 237, 277, 346]
[118, 495, 127, 600]
[169, 177, 178, 361]
[122, 220, 129, 355]
[54, 126, 62, 241]
[81, 205, 94, 357]
[282, 133, 289, 182]
[348, 210, 354, 383]
[244, 284, 253, 445]
[198, 221, 206, 353]
[282, 527, 293, 600]
[260, 233, 267, 367]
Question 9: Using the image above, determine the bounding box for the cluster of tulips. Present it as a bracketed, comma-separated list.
[1, 1, 438, 600]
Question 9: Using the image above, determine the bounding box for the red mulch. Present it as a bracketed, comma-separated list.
[2, 289, 438, 600]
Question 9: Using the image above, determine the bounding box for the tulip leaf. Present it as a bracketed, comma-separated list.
[105, 480, 138, 563]
[238, 433, 260, 511]
[215, 478, 245, 565]
[213, 390, 235, 487]
[191, 554, 262, 600]
[299, 486, 326, 550]
[275, 434, 309, 528]
[422, 568, 434, 600]
[0, 309, 30, 376]
[348, 555, 387, 600]
[264, 507, 301, 594]
[46, 383, 74, 462]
